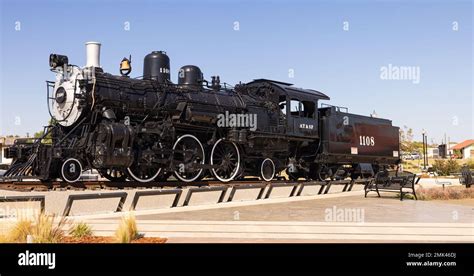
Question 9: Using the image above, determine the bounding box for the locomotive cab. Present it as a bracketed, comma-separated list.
[283, 88, 328, 138]
[245, 79, 330, 138]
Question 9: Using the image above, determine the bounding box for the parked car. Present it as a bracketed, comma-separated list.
[402, 153, 421, 160]
[402, 154, 412, 160]
[410, 153, 421, 160]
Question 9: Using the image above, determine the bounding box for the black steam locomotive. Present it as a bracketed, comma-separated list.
[3, 42, 400, 183]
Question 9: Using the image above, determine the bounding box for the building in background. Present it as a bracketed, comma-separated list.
[438, 144, 447, 158]
[438, 142, 458, 158]
[427, 147, 439, 159]
[447, 142, 458, 157]
[452, 139, 474, 159]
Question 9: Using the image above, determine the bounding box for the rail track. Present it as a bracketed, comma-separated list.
[0, 178, 289, 192]
[0, 177, 371, 192]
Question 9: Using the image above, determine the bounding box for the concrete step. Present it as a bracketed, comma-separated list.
[81, 220, 474, 242]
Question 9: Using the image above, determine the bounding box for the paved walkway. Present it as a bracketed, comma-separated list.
[132, 195, 473, 223]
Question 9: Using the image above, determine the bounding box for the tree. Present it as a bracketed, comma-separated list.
[399, 126, 425, 154]
[399, 126, 415, 153]
[32, 118, 56, 144]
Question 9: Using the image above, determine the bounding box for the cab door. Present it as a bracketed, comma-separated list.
[288, 98, 319, 137]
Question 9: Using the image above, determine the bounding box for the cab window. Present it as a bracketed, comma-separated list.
[301, 101, 315, 119]
[290, 99, 302, 117]
[290, 99, 316, 119]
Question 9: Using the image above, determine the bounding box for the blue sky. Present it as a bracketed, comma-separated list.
[0, 0, 472, 144]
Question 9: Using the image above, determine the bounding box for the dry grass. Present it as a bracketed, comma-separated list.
[29, 214, 67, 243]
[416, 186, 474, 200]
[6, 219, 33, 242]
[0, 235, 8, 243]
[0, 213, 67, 243]
[0, 214, 166, 243]
[115, 215, 140, 243]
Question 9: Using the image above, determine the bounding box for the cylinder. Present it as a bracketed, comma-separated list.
[85, 41, 101, 67]
[143, 51, 170, 83]
[178, 65, 203, 87]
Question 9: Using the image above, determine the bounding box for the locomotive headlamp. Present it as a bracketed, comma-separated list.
[49, 54, 69, 69]
[55, 87, 67, 104]
[120, 56, 132, 76]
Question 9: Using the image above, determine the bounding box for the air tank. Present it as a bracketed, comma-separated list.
[143, 51, 170, 83]
[178, 65, 203, 87]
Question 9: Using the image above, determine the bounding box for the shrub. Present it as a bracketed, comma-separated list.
[69, 222, 93, 238]
[465, 160, 474, 170]
[445, 159, 461, 175]
[432, 159, 461, 176]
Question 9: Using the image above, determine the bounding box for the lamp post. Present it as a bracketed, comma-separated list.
[422, 130, 426, 170]
[425, 133, 429, 169]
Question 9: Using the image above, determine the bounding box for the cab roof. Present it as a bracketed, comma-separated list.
[250, 79, 330, 101]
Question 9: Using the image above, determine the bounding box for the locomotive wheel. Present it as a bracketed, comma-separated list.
[173, 134, 205, 183]
[260, 158, 275, 182]
[127, 141, 163, 183]
[61, 158, 82, 183]
[127, 157, 162, 183]
[210, 138, 241, 182]
[317, 165, 333, 181]
[99, 168, 127, 182]
[127, 163, 161, 183]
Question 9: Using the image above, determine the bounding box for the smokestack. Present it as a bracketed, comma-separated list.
[85, 41, 101, 67]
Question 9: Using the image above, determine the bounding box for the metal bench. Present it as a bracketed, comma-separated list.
[365, 171, 419, 201]
[460, 166, 474, 188]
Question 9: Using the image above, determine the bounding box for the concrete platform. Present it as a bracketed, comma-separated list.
[0, 179, 472, 243]
[72, 193, 473, 243]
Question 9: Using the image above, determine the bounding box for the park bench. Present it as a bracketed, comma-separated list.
[365, 170, 420, 201]
[459, 166, 474, 188]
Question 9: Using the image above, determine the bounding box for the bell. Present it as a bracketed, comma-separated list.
[120, 56, 132, 76]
